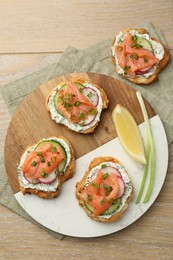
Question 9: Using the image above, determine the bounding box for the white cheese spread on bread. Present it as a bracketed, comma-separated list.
[18, 137, 71, 192]
[47, 82, 103, 132]
[85, 161, 133, 219]
[112, 29, 164, 78]
[76, 156, 133, 222]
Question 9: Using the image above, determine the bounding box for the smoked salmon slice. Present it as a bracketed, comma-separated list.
[22, 143, 64, 179]
[82, 171, 120, 216]
[115, 33, 159, 76]
[56, 81, 97, 124]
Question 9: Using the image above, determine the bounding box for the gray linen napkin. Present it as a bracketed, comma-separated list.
[0, 22, 172, 239]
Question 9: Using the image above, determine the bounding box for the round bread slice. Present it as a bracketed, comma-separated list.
[111, 28, 170, 85]
[75, 156, 133, 222]
[46, 78, 109, 134]
[17, 136, 75, 199]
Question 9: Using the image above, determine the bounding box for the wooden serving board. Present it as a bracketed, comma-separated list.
[4, 72, 155, 194]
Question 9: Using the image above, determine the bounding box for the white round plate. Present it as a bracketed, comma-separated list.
[15, 115, 168, 237]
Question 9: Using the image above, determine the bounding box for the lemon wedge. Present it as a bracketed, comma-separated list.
[112, 104, 146, 164]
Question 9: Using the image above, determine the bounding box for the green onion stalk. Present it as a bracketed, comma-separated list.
[136, 91, 155, 203]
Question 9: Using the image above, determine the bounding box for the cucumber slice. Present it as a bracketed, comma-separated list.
[54, 84, 67, 116]
[84, 198, 121, 216]
[35, 140, 67, 173]
[74, 82, 85, 91]
[101, 199, 121, 215]
[53, 82, 85, 116]
[136, 37, 153, 52]
[84, 201, 94, 213]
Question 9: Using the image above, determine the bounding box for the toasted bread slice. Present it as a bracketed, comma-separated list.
[18, 136, 75, 199]
[75, 156, 133, 222]
[46, 79, 109, 134]
[111, 28, 170, 84]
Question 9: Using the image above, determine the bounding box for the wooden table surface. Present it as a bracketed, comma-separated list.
[0, 1, 173, 259]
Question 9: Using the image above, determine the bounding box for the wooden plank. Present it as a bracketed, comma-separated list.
[4, 72, 155, 194]
[0, 0, 173, 53]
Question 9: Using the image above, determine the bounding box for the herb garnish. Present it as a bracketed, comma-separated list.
[88, 108, 97, 115]
[132, 35, 137, 41]
[87, 92, 94, 98]
[108, 198, 114, 204]
[74, 101, 81, 107]
[47, 161, 51, 167]
[105, 186, 113, 196]
[79, 112, 85, 119]
[130, 53, 139, 60]
[59, 96, 64, 105]
[103, 173, 109, 180]
[31, 160, 37, 167]
[64, 103, 72, 108]
[41, 157, 45, 163]
[131, 43, 142, 49]
[103, 183, 108, 190]
[41, 169, 48, 178]
[65, 93, 71, 101]
[51, 146, 57, 152]
[124, 65, 131, 71]
[92, 183, 99, 189]
[144, 57, 148, 63]
[101, 198, 106, 205]
[87, 195, 92, 201]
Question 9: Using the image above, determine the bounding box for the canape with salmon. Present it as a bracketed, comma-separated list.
[17, 136, 75, 199]
[76, 157, 133, 222]
[46, 79, 109, 133]
[111, 28, 170, 84]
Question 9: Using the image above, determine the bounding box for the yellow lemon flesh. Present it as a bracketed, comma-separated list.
[112, 104, 146, 164]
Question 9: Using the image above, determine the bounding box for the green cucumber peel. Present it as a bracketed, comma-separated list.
[136, 91, 155, 203]
[36, 139, 67, 173]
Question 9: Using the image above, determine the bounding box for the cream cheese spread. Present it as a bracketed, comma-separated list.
[48, 82, 103, 132]
[85, 161, 133, 219]
[18, 137, 71, 192]
[112, 30, 164, 78]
